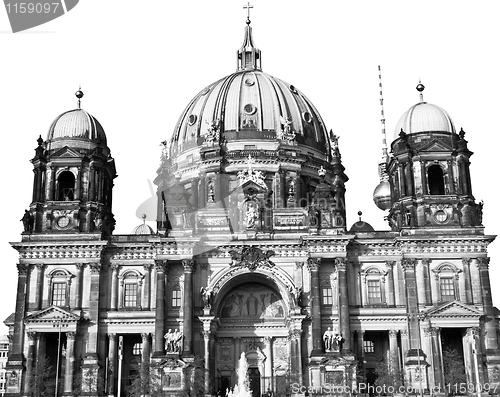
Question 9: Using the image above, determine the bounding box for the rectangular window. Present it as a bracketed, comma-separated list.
[172, 289, 182, 307]
[322, 287, 333, 305]
[132, 342, 142, 356]
[244, 145, 257, 150]
[440, 278, 455, 301]
[364, 340, 375, 353]
[52, 282, 66, 306]
[367, 280, 382, 304]
[124, 284, 138, 307]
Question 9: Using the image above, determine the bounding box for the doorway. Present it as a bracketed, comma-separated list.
[248, 367, 261, 397]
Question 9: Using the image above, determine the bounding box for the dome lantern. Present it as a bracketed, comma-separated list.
[237, 3, 261, 71]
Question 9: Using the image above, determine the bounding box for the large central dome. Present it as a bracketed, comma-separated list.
[168, 20, 331, 161]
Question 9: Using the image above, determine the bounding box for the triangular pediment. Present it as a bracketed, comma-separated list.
[51, 146, 82, 158]
[24, 306, 80, 324]
[424, 300, 483, 318]
[419, 139, 453, 152]
[229, 179, 267, 196]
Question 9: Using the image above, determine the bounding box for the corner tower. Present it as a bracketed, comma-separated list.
[378, 84, 482, 231]
[27, 90, 117, 238]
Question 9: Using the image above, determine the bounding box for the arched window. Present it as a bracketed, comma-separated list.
[433, 263, 461, 302]
[362, 267, 387, 306]
[47, 269, 74, 307]
[428, 165, 445, 195]
[119, 271, 143, 309]
[171, 285, 182, 308]
[57, 171, 75, 201]
[321, 283, 333, 306]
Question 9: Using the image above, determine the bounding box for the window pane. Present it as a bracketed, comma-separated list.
[172, 289, 181, 307]
[440, 278, 455, 301]
[367, 280, 381, 304]
[124, 284, 138, 307]
[322, 287, 333, 305]
[52, 282, 66, 306]
[364, 340, 375, 353]
[133, 342, 142, 356]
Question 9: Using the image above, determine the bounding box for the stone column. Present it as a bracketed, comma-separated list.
[467, 327, 485, 386]
[141, 333, 150, 365]
[421, 259, 432, 305]
[10, 264, 29, 362]
[307, 258, 322, 355]
[476, 258, 499, 352]
[263, 337, 273, 391]
[336, 258, 351, 352]
[290, 330, 302, 385]
[399, 163, 406, 196]
[108, 334, 117, 396]
[402, 259, 419, 350]
[153, 260, 167, 356]
[74, 263, 84, 310]
[202, 330, 212, 394]
[462, 258, 473, 304]
[64, 332, 76, 393]
[182, 259, 195, 355]
[420, 161, 428, 195]
[447, 160, 455, 194]
[425, 327, 444, 388]
[416, 260, 426, 306]
[400, 330, 409, 384]
[191, 178, 199, 209]
[389, 330, 400, 373]
[199, 174, 206, 209]
[24, 332, 37, 395]
[385, 261, 395, 306]
[87, 263, 101, 356]
[110, 264, 119, 310]
[142, 264, 152, 310]
[35, 264, 45, 310]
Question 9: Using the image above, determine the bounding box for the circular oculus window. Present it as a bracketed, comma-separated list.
[434, 210, 448, 223]
[188, 114, 197, 126]
[57, 216, 70, 228]
[289, 85, 297, 94]
[302, 112, 312, 123]
[244, 104, 257, 115]
[244, 78, 255, 86]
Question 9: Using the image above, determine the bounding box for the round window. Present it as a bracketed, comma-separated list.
[57, 216, 70, 228]
[303, 112, 312, 123]
[434, 210, 448, 223]
[289, 85, 297, 94]
[244, 104, 257, 115]
[244, 78, 254, 86]
[188, 114, 197, 126]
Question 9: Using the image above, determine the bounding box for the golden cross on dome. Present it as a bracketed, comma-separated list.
[243, 2, 253, 22]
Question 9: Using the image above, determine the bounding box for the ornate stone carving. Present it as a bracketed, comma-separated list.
[335, 258, 347, 270]
[401, 258, 416, 271]
[237, 155, 267, 189]
[385, 261, 395, 269]
[228, 247, 275, 271]
[154, 260, 168, 272]
[89, 263, 101, 275]
[306, 257, 321, 272]
[66, 332, 76, 340]
[388, 329, 398, 339]
[141, 333, 149, 342]
[476, 257, 490, 270]
[182, 259, 195, 273]
[17, 263, 29, 275]
[462, 258, 472, 266]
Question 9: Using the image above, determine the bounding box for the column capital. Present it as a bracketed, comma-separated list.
[154, 259, 168, 272]
[335, 258, 347, 270]
[462, 257, 472, 266]
[17, 263, 29, 275]
[89, 263, 101, 275]
[66, 332, 76, 340]
[295, 261, 304, 269]
[401, 258, 416, 271]
[182, 259, 195, 273]
[420, 258, 431, 266]
[27, 331, 37, 341]
[263, 336, 273, 346]
[35, 263, 46, 270]
[289, 329, 302, 340]
[75, 263, 86, 271]
[389, 329, 398, 339]
[476, 257, 490, 270]
[306, 258, 321, 272]
[467, 327, 481, 337]
[202, 330, 211, 340]
[143, 263, 153, 272]
[385, 261, 395, 269]
[108, 333, 117, 342]
[141, 333, 149, 342]
[400, 330, 408, 337]
[423, 327, 438, 337]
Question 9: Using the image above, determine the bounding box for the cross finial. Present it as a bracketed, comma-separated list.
[243, 2, 253, 24]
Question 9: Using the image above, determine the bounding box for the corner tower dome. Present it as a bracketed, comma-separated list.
[393, 83, 455, 139]
[168, 18, 332, 161]
[46, 89, 109, 153]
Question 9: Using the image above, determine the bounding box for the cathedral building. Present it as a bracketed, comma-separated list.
[5, 11, 499, 397]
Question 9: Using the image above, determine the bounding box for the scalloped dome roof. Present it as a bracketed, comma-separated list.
[132, 223, 154, 235]
[48, 108, 107, 144]
[394, 102, 455, 139]
[169, 70, 330, 158]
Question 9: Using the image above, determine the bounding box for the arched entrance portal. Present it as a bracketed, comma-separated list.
[214, 275, 292, 397]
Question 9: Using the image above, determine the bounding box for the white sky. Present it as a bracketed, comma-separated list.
[0, 0, 499, 332]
